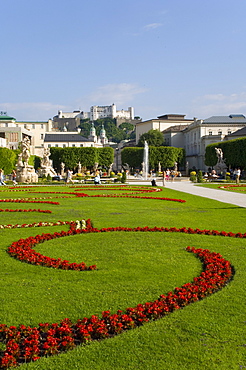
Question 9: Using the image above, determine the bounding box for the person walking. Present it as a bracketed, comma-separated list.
[12, 169, 17, 186]
[0, 169, 6, 186]
[235, 168, 241, 184]
[66, 169, 74, 184]
[162, 170, 166, 187]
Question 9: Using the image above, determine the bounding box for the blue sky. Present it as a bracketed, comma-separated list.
[1, 0, 246, 121]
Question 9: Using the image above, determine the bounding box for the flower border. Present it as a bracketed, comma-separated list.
[0, 219, 234, 368]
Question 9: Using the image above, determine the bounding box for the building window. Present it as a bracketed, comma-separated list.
[72, 144, 75, 147]
[48, 144, 51, 148]
[24, 124, 27, 129]
[63, 144, 66, 147]
[41, 134, 44, 139]
[55, 144, 58, 147]
[80, 144, 83, 147]
[32, 124, 35, 129]
[41, 124, 44, 129]
[209, 131, 212, 135]
[228, 130, 231, 134]
[218, 130, 222, 135]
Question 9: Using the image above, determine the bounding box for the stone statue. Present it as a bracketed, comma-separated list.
[39, 147, 57, 177]
[215, 147, 223, 162]
[21, 137, 31, 167]
[108, 163, 114, 176]
[77, 161, 82, 174]
[41, 148, 52, 167]
[16, 136, 38, 183]
[61, 162, 65, 176]
[214, 147, 227, 177]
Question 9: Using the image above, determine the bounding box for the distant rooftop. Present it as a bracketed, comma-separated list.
[228, 126, 246, 136]
[203, 115, 246, 124]
[157, 114, 186, 120]
[0, 115, 16, 121]
[162, 124, 189, 132]
[44, 133, 91, 143]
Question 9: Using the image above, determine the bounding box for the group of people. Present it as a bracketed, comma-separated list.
[0, 169, 17, 186]
[65, 169, 101, 185]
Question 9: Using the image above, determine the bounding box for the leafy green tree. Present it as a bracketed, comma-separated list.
[0, 148, 18, 174]
[119, 122, 134, 131]
[79, 119, 91, 137]
[138, 129, 164, 147]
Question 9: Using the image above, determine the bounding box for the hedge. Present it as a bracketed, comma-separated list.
[50, 147, 114, 172]
[205, 137, 246, 169]
[121, 146, 185, 170]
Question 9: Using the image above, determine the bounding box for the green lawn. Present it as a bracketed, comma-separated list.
[0, 185, 245, 369]
[196, 182, 246, 193]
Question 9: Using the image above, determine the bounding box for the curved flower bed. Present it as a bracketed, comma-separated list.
[0, 209, 52, 214]
[0, 220, 70, 230]
[0, 199, 59, 205]
[219, 184, 246, 191]
[30, 190, 186, 203]
[1, 220, 234, 368]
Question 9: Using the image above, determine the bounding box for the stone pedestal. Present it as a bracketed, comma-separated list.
[16, 165, 38, 183]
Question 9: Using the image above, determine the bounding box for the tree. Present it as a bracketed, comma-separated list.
[0, 148, 18, 174]
[119, 122, 134, 131]
[138, 129, 164, 147]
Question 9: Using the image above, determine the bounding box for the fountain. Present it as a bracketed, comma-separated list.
[142, 141, 149, 180]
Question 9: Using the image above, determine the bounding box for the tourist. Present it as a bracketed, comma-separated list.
[66, 169, 74, 184]
[166, 169, 170, 181]
[0, 169, 6, 186]
[94, 173, 101, 185]
[12, 169, 17, 186]
[162, 171, 166, 187]
[235, 168, 241, 184]
[151, 179, 157, 186]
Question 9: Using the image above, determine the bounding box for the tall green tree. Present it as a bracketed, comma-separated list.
[0, 148, 18, 174]
[138, 129, 164, 147]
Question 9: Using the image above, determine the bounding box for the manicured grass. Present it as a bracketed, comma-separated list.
[0, 185, 245, 369]
[196, 182, 246, 193]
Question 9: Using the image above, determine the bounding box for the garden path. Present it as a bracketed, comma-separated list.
[129, 179, 246, 208]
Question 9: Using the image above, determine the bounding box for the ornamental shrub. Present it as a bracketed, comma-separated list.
[121, 172, 127, 183]
[190, 171, 196, 182]
[196, 170, 203, 183]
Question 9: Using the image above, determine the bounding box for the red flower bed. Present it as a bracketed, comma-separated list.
[1, 221, 233, 368]
[30, 189, 186, 203]
[0, 199, 59, 205]
[7, 221, 96, 272]
[0, 209, 52, 214]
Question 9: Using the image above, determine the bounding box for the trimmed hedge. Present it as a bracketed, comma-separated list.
[205, 137, 246, 168]
[121, 146, 185, 169]
[50, 147, 114, 172]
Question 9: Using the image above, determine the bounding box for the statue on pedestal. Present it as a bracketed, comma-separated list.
[39, 147, 57, 178]
[214, 147, 227, 177]
[16, 137, 38, 183]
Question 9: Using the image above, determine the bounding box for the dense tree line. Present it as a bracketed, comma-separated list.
[205, 137, 246, 169]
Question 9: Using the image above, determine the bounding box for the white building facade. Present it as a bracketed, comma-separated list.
[184, 115, 246, 170]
